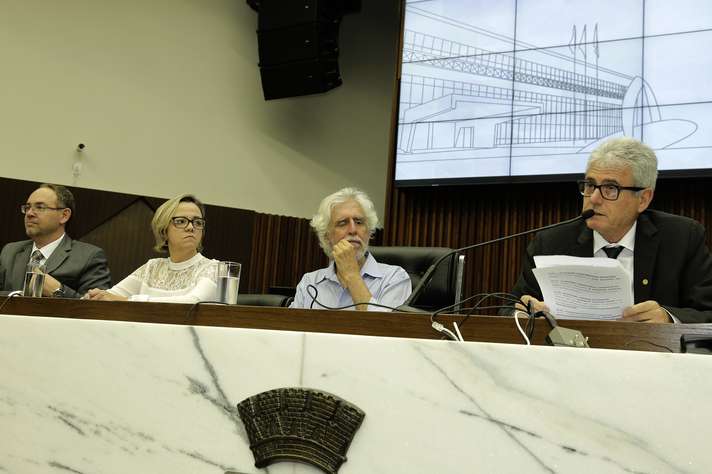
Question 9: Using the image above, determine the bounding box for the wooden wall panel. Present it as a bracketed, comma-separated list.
[62, 188, 142, 238]
[386, 177, 712, 303]
[246, 213, 327, 293]
[81, 200, 158, 284]
[0, 179, 49, 244]
[198, 202, 254, 288]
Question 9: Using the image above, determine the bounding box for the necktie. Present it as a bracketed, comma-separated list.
[603, 246, 624, 259]
[29, 250, 43, 266]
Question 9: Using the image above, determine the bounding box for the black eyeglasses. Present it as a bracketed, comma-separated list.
[577, 180, 646, 201]
[20, 204, 66, 214]
[171, 216, 206, 230]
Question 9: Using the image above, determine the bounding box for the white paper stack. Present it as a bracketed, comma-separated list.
[532, 255, 634, 320]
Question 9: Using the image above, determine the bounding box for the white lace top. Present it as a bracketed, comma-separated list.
[108, 253, 218, 303]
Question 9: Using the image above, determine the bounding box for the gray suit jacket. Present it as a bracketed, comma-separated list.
[0, 236, 112, 298]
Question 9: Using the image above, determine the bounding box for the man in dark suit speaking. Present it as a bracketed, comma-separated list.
[0, 183, 111, 298]
[512, 137, 712, 323]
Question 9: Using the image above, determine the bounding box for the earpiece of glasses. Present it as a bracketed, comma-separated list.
[171, 216, 206, 229]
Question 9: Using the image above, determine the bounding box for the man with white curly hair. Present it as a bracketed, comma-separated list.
[290, 187, 411, 311]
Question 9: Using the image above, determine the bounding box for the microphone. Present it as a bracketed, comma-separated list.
[400, 209, 595, 309]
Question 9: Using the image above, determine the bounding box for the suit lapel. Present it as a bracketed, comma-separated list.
[45, 235, 72, 274]
[11, 242, 33, 289]
[633, 213, 658, 302]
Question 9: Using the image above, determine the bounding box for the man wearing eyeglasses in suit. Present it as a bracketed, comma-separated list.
[511, 137, 712, 323]
[0, 183, 111, 298]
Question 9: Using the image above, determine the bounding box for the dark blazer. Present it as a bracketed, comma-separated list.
[511, 209, 712, 323]
[0, 235, 112, 298]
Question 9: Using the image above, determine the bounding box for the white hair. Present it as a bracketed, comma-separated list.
[587, 137, 658, 190]
[310, 187, 380, 258]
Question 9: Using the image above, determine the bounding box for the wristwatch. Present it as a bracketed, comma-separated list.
[52, 284, 66, 298]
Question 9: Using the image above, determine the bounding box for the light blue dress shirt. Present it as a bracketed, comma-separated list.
[290, 253, 412, 311]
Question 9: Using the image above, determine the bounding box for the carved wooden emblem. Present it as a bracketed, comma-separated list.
[237, 388, 365, 474]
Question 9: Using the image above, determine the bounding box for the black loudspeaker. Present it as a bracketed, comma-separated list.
[248, 0, 361, 100]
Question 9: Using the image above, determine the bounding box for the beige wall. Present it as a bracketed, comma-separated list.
[0, 0, 400, 219]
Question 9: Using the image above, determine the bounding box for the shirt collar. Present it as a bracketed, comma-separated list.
[593, 222, 637, 254]
[321, 252, 383, 283]
[361, 252, 384, 278]
[167, 252, 203, 270]
[32, 233, 66, 260]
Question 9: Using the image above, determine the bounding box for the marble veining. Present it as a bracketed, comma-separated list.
[415, 342, 686, 473]
[186, 326, 246, 445]
[1, 314, 711, 473]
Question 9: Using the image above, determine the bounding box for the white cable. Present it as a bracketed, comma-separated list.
[514, 310, 531, 345]
[432, 321, 459, 341]
[452, 321, 464, 342]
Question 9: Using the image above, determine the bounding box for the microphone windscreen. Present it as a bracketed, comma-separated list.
[581, 209, 595, 220]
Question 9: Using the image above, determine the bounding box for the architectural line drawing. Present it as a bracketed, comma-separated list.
[395, 1, 707, 181]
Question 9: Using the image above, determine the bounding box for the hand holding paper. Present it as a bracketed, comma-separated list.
[532, 255, 634, 320]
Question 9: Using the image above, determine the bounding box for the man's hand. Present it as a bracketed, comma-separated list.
[516, 295, 550, 314]
[621, 300, 672, 323]
[332, 239, 372, 310]
[333, 239, 361, 283]
[83, 288, 128, 302]
[42, 273, 62, 297]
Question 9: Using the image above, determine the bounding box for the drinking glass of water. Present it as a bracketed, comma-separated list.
[23, 262, 46, 297]
[216, 261, 240, 304]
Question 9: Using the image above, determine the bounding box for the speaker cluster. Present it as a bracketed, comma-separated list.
[248, 0, 361, 100]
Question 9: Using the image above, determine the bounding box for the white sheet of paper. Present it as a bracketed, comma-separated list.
[532, 255, 634, 320]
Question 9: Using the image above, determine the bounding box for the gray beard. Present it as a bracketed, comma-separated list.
[330, 244, 368, 263]
[355, 246, 367, 262]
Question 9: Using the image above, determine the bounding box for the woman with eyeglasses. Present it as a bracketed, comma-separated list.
[84, 194, 218, 303]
